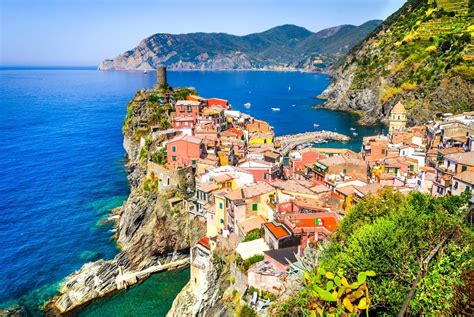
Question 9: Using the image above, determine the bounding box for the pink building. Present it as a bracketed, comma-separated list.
[174, 100, 202, 122]
[238, 159, 274, 181]
[166, 135, 206, 167]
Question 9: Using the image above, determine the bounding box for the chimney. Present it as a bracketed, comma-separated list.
[156, 65, 167, 88]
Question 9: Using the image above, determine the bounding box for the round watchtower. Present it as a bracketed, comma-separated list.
[156, 65, 167, 88]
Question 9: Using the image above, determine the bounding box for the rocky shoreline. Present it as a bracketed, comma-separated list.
[43, 88, 206, 316]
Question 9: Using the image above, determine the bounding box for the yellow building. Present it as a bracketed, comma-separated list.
[206, 190, 227, 237]
[248, 133, 274, 146]
[389, 101, 407, 134]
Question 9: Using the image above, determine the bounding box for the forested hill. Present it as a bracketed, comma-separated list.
[98, 21, 381, 71]
[320, 0, 473, 126]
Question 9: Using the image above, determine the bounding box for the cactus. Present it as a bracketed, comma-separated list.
[303, 268, 376, 316]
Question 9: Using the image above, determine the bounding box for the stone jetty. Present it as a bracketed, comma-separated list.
[276, 130, 350, 155]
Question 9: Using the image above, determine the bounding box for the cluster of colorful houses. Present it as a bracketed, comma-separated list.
[146, 77, 473, 307]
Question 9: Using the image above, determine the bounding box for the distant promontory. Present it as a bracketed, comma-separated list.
[98, 21, 381, 71]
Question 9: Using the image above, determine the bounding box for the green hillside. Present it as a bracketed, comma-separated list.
[322, 0, 473, 125]
[99, 22, 381, 71]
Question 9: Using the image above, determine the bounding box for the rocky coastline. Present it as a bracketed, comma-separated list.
[43, 87, 206, 316]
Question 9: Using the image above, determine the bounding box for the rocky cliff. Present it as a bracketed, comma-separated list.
[98, 22, 381, 71]
[320, 0, 473, 126]
[167, 259, 229, 317]
[45, 86, 205, 315]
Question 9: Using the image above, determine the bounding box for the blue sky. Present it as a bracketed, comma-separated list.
[0, 0, 405, 66]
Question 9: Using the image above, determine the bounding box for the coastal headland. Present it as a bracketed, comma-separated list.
[43, 70, 349, 315]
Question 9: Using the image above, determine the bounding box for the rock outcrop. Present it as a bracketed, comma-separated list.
[320, 0, 473, 126]
[98, 22, 381, 71]
[167, 260, 228, 317]
[45, 86, 205, 315]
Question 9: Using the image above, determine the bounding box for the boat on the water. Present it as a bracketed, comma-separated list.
[353, 132, 358, 136]
[313, 123, 320, 128]
[271, 107, 281, 111]
[288, 86, 291, 91]
[350, 127, 356, 131]
[143, 70, 148, 74]
[314, 138, 328, 144]
[244, 102, 251, 109]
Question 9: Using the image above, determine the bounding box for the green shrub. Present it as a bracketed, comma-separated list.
[242, 228, 262, 242]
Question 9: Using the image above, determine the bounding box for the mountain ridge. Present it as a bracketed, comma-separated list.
[98, 21, 382, 71]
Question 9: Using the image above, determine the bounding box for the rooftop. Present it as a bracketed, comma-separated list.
[444, 152, 474, 166]
[263, 222, 291, 239]
[453, 171, 474, 184]
[391, 101, 406, 114]
[169, 134, 202, 145]
[238, 216, 266, 235]
[354, 183, 382, 196]
[271, 179, 316, 195]
[263, 246, 299, 266]
[176, 100, 201, 106]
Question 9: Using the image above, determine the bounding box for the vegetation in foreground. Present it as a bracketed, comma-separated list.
[274, 189, 473, 316]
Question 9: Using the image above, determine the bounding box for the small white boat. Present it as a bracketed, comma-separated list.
[244, 102, 251, 108]
[271, 107, 281, 111]
[143, 70, 147, 74]
[352, 132, 358, 136]
[313, 123, 320, 128]
[350, 127, 356, 131]
[288, 86, 291, 91]
[291, 104, 296, 107]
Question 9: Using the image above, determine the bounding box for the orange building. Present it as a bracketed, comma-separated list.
[362, 136, 390, 162]
[246, 119, 273, 135]
[166, 135, 206, 167]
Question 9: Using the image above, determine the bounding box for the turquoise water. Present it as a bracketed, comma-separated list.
[78, 269, 190, 317]
[0, 68, 384, 316]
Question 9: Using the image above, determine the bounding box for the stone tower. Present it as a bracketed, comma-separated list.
[389, 101, 407, 134]
[156, 65, 167, 88]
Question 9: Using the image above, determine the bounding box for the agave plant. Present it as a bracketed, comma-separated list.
[287, 244, 324, 284]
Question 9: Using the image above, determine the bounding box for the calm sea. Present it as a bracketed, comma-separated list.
[0, 68, 384, 316]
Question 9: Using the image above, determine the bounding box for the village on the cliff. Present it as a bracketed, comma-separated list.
[133, 68, 474, 312]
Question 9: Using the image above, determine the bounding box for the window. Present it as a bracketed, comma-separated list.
[447, 161, 450, 168]
[263, 173, 267, 180]
[172, 156, 177, 161]
[191, 160, 196, 165]
[409, 165, 414, 172]
[465, 186, 471, 193]
[343, 168, 347, 174]
[252, 203, 258, 211]
[454, 181, 458, 189]
[220, 218, 224, 224]
[461, 165, 467, 172]
[219, 202, 223, 209]
[437, 186, 443, 194]
[187, 106, 192, 112]
[172, 146, 176, 152]
[381, 149, 386, 155]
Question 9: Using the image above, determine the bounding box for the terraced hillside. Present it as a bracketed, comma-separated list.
[321, 0, 473, 126]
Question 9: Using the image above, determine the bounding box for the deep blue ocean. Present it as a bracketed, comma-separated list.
[0, 68, 384, 315]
